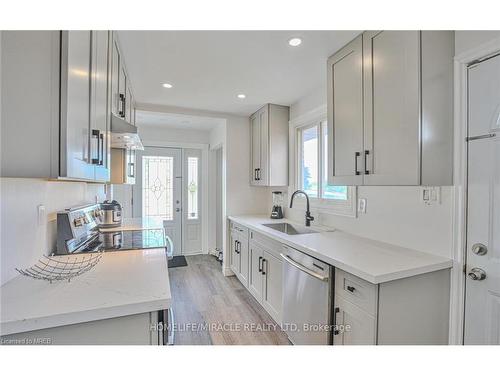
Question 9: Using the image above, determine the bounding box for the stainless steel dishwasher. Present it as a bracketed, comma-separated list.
[281, 244, 333, 345]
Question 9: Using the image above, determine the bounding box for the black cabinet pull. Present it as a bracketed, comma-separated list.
[354, 152, 360, 175]
[261, 258, 266, 275]
[333, 307, 340, 335]
[364, 150, 370, 175]
[119, 93, 126, 118]
[254, 169, 258, 181]
[91, 129, 100, 165]
[258, 256, 263, 273]
[347, 285, 356, 293]
[99, 132, 104, 166]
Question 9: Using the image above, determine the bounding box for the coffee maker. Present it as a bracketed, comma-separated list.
[270, 191, 284, 219]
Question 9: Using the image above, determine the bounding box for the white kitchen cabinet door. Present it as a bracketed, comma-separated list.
[327, 34, 364, 186]
[125, 85, 132, 123]
[258, 106, 269, 185]
[250, 113, 261, 185]
[363, 31, 420, 185]
[59, 30, 95, 181]
[262, 250, 283, 324]
[249, 104, 289, 186]
[238, 236, 249, 287]
[118, 62, 127, 119]
[230, 232, 240, 275]
[91, 30, 110, 182]
[248, 243, 263, 302]
[110, 38, 120, 116]
[333, 295, 376, 345]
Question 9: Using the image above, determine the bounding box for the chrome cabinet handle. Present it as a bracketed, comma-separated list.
[354, 152, 360, 176]
[280, 253, 329, 282]
[468, 267, 486, 281]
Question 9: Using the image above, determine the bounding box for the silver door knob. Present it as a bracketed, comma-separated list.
[176, 208, 181, 212]
[471, 243, 488, 256]
[468, 268, 487, 281]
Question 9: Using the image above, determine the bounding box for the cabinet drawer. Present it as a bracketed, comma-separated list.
[249, 230, 282, 259]
[335, 269, 378, 315]
[230, 222, 249, 238]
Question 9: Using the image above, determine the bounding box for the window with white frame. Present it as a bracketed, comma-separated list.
[297, 121, 348, 201]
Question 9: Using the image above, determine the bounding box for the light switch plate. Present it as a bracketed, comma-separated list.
[421, 186, 441, 206]
[357, 198, 367, 214]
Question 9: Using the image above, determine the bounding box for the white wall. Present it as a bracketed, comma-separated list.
[139, 124, 211, 145]
[286, 88, 454, 258]
[455, 31, 500, 56]
[0, 178, 106, 285]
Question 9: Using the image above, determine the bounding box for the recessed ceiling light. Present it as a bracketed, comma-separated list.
[288, 37, 302, 47]
[162, 83, 173, 88]
[237, 94, 246, 99]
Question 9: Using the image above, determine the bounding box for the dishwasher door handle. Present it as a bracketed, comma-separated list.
[280, 253, 329, 282]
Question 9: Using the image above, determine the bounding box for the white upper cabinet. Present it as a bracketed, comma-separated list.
[91, 30, 111, 182]
[327, 34, 364, 186]
[327, 31, 454, 186]
[250, 104, 289, 186]
[1, 31, 112, 182]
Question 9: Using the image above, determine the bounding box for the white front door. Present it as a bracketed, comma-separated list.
[464, 53, 500, 344]
[133, 147, 182, 256]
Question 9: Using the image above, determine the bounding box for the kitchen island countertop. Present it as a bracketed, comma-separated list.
[0, 248, 171, 336]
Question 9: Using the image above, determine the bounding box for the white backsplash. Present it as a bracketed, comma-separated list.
[285, 186, 454, 258]
[0, 178, 106, 285]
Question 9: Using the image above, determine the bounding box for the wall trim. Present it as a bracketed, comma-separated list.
[450, 37, 500, 345]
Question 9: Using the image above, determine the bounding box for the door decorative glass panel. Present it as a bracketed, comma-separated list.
[187, 157, 199, 220]
[142, 156, 174, 220]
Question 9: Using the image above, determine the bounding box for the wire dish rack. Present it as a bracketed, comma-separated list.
[16, 252, 103, 283]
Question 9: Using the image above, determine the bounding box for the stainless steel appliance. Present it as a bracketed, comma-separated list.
[281, 244, 333, 345]
[270, 191, 284, 219]
[100, 200, 122, 228]
[55, 204, 173, 259]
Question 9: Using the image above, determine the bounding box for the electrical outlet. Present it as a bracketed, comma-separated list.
[357, 198, 367, 214]
[421, 186, 441, 206]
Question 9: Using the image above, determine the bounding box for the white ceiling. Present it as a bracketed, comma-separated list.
[136, 110, 224, 131]
[117, 31, 361, 116]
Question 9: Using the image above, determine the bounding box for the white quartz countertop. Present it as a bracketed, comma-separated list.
[0, 248, 171, 336]
[228, 215, 452, 284]
[99, 217, 164, 232]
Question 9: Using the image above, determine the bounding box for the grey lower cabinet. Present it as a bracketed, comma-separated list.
[1, 31, 111, 182]
[333, 268, 450, 345]
[230, 221, 283, 324]
[327, 30, 454, 186]
[1, 311, 165, 345]
[230, 222, 249, 287]
[229, 220, 450, 345]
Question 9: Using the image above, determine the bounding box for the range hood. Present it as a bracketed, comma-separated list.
[110, 114, 144, 150]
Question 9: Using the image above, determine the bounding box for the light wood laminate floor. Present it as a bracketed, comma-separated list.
[169, 255, 290, 345]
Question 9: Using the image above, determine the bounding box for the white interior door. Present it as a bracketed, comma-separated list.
[464, 53, 500, 344]
[182, 148, 203, 255]
[133, 147, 182, 256]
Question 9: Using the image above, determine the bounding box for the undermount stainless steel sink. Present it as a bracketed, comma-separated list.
[262, 222, 317, 235]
